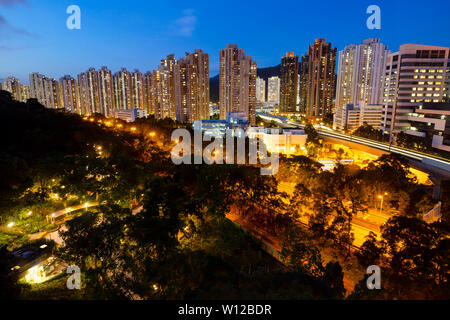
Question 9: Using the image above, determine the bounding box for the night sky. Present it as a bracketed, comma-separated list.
[1, 0, 450, 82]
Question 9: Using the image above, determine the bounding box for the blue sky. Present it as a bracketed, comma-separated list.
[1, 0, 449, 83]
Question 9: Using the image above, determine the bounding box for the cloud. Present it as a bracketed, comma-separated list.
[0, 0, 27, 6]
[0, 14, 38, 37]
[173, 9, 197, 37]
[0, 45, 26, 51]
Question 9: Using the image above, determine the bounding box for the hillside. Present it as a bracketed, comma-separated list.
[209, 64, 281, 103]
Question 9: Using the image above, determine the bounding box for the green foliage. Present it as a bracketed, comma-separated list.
[304, 124, 323, 157]
[397, 131, 432, 152]
[353, 122, 384, 142]
[353, 216, 449, 299]
[355, 232, 382, 267]
[0, 231, 29, 249]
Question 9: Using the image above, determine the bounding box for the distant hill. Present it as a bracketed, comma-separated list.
[209, 64, 281, 103]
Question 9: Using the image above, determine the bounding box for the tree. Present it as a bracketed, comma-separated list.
[353, 122, 384, 142]
[378, 216, 449, 299]
[304, 124, 322, 158]
[355, 232, 382, 267]
[322, 113, 334, 127]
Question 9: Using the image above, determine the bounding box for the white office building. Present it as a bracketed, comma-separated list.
[267, 76, 280, 104]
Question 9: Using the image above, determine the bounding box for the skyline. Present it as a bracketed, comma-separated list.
[1, 0, 450, 83]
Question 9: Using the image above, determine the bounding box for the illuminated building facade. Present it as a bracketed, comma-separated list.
[280, 52, 299, 113]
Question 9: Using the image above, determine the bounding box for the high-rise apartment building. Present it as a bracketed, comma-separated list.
[381, 44, 450, 142]
[60, 75, 80, 114]
[97, 66, 114, 117]
[131, 69, 145, 111]
[153, 54, 177, 120]
[256, 77, 266, 103]
[336, 38, 389, 109]
[173, 49, 210, 123]
[268, 76, 280, 104]
[112, 68, 132, 111]
[21, 85, 30, 102]
[219, 44, 256, 125]
[299, 59, 309, 113]
[300, 39, 337, 121]
[78, 68, 100, 115]
[143, 72, 154, 115]
[29, 73, 47, 105]
[280, 52, 299, 113]
[1, 77, 23, 101]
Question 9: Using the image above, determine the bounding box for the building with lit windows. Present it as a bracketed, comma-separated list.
[113, 108, 147, 122]
[143, 71, 154, 115]
[78, 68, 100, 115]
[333, 103, 383, 131]
[300, 39, 337, 121]
[280, 52, 299, 113]
[29, 73, 47, 106]
[256, 77, 266, 103]
[97, 66, 114, 117]
[1, 76, 24, 102]
[381, 44, 450, 142]
[151, 54, 177, 120]
[219, 44, 257, 125]
[268, 76, 280, 104]
[336, 38, 389, 109]
[60, 75, 80, 114]
[131, 69, 145, 111]
[43, 77, 62, 109]
[247, 127, 307, 154]
[174, 49, 210, 123]
[112, 68, 132, 111]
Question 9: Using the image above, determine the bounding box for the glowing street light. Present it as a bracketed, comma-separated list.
[149, 132, 156, 137]
[7, 222, 15, 228]
[378, 192, 388, 214]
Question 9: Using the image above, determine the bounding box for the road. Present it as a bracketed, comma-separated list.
[278, 182, 388, 247]
[257, 112, 450, 175]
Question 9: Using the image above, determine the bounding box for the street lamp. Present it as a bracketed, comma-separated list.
[378, 192, 388, 215]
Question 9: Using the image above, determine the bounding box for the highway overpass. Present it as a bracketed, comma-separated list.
[256, 112, 450, 178]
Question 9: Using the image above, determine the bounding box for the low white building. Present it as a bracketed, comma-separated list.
[333, 103, 382, 131]
[113, 108, 147, 122]
[247, 127, 307, 154]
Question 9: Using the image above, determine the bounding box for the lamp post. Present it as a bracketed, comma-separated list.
[378, 192, 388, 215]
